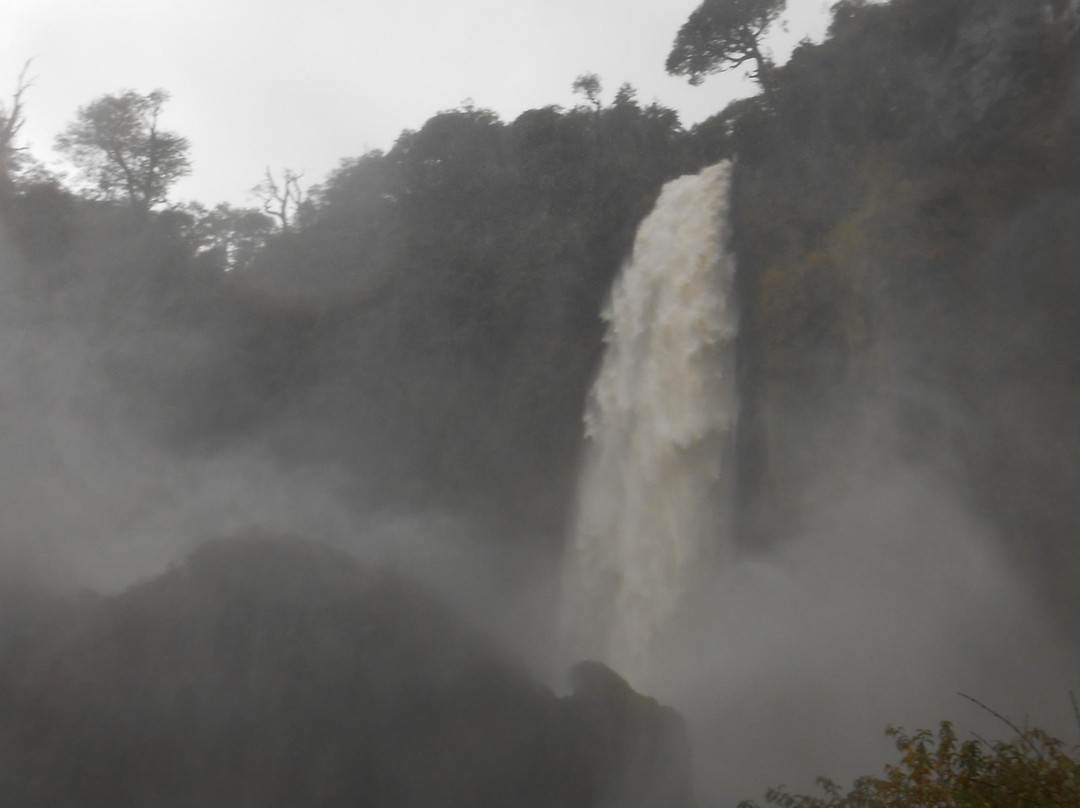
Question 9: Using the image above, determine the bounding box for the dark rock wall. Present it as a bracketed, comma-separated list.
[0, 537, 692, 808]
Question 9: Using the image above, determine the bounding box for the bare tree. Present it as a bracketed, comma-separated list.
[0, 60, 35, 204]
[253, 167, 305, 231]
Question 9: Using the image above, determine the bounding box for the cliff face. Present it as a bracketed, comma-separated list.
[727, 0, 1080, 633]
[0, 537, 692, 808]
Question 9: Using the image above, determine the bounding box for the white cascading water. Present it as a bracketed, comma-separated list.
[560, 161, 738, 688]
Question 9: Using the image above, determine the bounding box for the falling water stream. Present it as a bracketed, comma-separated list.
[561, 161, 738, 688]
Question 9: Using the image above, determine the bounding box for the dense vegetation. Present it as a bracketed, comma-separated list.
[713, 0, 1080, 640]
[0, 80, 703, 538]
[743, 718, 1080, 808]
[235, 93, 701, 530]
[5, 0, 1073, 560]
[0, 0, 1078, 803]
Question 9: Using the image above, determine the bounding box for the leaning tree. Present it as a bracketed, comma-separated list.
[666, 0, 787, 87]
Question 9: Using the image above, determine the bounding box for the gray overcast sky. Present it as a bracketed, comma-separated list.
[3, 0, 831, 206]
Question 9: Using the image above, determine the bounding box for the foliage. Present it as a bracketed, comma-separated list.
[55, 89, 190, 211]
[741, 719, 1080, 808]
[725, 0, 1080, 617]
[2, 178, 76, 263]
[666, 0, 787, 85]
[234, 89, 696, 527]
[4, 0, 1076, 575]
[182, 201, 275, 272]
[572, 72, 603, 110]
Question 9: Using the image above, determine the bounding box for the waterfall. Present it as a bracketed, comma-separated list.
[560, 161, 738, 688]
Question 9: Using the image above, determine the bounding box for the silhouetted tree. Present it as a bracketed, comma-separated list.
[253, 167, 305, 231]
[55, 89, 190, 212]
[183, 202, 275, 271]
[572, 73, 603, 111]
[0, 60, 34, 211]
[666, 0, 786, 86]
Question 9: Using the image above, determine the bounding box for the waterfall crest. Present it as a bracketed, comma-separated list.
[560, 161, 738, 688]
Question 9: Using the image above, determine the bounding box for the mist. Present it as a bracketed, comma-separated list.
[651, 465, 1078, 803]
[1, 190, 1073, 801]
[545, 155, 1080, 803]
[2, 1, 1079, 805]
[0, 216, 566, 676]
[0, 231, 355, 593]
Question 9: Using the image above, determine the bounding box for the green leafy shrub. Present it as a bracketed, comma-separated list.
[742, 714, 1080, 808]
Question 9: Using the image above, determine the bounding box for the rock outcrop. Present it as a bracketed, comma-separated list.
[0, 536, 692, 808]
